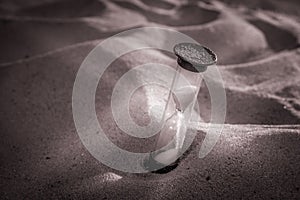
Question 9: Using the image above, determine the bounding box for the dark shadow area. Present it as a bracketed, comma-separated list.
[143, 156, 179, 174]
[249, 19, 299, 51]
[140, 0, 175, 10]
[113, 1, 220, 26]
[276, 85, 300, 99]
[16, 0, 107, 18]
[219, 0, 300, 17]
[225, 90, 300, 124]
[198, 88, 300, 124]
[0, 19, 119, 63]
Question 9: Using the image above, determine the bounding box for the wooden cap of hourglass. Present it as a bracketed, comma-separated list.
[174, 43, 217, 73]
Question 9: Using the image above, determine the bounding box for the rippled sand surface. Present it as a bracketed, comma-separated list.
[0, 0, 299, 199]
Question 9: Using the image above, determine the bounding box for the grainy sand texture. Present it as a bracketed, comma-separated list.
[0, 0, 300, 199]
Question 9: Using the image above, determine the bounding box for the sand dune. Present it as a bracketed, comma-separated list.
[0, 0, 299, 199]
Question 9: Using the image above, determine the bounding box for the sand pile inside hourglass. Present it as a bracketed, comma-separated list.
[153, 85, 198, 165]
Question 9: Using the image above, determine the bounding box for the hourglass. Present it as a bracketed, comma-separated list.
[144, 43, 217, 171]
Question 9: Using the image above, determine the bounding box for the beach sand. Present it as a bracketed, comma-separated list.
[0, 0, 300, 199]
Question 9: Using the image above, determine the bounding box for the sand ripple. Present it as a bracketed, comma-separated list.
[0, 0, 299, 199]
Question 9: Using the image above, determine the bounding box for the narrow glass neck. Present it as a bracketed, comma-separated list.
[168, 64, 202, 120]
